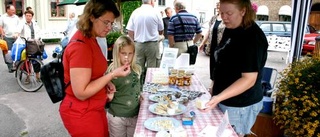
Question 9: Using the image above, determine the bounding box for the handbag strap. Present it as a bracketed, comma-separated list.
[211, 20, 222, 51]
[177, 14, 190, 47]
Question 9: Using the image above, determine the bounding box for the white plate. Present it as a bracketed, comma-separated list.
[149, 94, 177, 102]
[148, 103, 187, 116]
[157, 87, 180, 92]
[144, 117, 181, 131]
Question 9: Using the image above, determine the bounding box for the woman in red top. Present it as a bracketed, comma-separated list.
[59, 0, 131, 136]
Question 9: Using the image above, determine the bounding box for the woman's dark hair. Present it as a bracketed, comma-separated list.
[24, 10, 34, 16]
[26, 6, 32, 11]
[77, 0, 120, 37]
[220, 0, 256, 29]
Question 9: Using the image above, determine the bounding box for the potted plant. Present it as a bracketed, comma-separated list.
[106, 31, 122, 60]
[273, 57, 320, 137]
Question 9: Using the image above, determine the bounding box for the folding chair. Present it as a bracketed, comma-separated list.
[261, 67, 278, 97]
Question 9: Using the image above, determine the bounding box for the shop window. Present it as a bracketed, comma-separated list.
[257, 15, 269, 21]
[199, 12, 205, 23]
[5, 0, 24, 17]
[279, 15, 291, 21]
[158, 0, 165, 6]
[50, 0, 65, 17]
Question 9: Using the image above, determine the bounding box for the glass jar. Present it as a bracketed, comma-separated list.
[169, 74, 177, 85]
[184, 75, 191, 86]
[176, 76, 184, 86]
[170, 69, 178, 75]
[178, 69, 185, 76]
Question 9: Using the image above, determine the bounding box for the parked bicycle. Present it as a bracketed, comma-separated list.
[15, 37, 45, 92]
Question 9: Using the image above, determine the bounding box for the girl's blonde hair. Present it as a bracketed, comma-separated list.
[108, 35, 141, 76]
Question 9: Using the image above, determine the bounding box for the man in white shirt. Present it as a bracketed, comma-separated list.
[126, 0, 164, 83]
[0, 5, 20, 73]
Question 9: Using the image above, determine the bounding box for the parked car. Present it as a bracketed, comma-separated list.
[256, 21, 291, 37]
[256, 21, 319, 54]
[307, 24, 320, 34]
[303, 33, 319, 55]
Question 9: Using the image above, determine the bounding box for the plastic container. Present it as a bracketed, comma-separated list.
[260, 96, 273, 114]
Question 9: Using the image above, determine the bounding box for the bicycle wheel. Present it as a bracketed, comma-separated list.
[15, 58, 44, 92]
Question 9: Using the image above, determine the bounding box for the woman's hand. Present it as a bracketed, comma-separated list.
[199, 95, 221, 112]
[199, 43, 205, 52]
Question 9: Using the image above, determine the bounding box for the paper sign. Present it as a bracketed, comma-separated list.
[160, 48, 178, 70]
[216, 110, 229, 137]
[198, 110, 232, 137]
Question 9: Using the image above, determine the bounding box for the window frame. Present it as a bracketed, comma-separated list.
[158, 0, 165, 6]
[50, 0, 66, 18]
[4, 0, 24, 17]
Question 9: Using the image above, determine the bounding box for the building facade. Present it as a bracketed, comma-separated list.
[253, 0, 320, 29]
[1, 0, 319, 37]
[0, 0, 85, 38]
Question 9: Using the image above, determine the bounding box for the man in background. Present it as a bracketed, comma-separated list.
[162, 7, 173, 49]
[167, 0, 202, 57]
[0, 5, 20, 73]
[126, 0, 164, 83]
[64, 12, 77, 38]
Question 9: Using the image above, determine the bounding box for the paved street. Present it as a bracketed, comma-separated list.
[0, 43, 288, 137]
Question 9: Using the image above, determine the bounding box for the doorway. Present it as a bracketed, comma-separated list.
[309, 3, 320, 30]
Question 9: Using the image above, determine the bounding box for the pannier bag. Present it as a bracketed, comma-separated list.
[26, 39, 45, 55]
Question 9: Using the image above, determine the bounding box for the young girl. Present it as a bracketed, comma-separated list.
[106, 35, 142, 137]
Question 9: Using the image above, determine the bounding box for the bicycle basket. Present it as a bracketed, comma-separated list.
[26, 39, 45, 55]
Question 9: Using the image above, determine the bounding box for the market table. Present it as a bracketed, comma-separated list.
[133, 68, 238, 137]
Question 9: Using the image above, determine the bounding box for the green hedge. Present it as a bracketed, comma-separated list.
[42, 38, 61, 44]
[121, 1, 141, 30]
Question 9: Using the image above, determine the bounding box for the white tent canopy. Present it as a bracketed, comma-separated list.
[257, 5, 269, 16]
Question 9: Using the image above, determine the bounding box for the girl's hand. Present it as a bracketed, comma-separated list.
[112, 64, 131, 78]
[107, 93, 114, 102]
[106, 82, 116, 102]
[139, 94, 144, 103]
[106, 82, 116, 94]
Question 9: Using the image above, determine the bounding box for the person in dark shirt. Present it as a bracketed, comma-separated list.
[200, 0, 268, 136]
[162, 7, 173, 49]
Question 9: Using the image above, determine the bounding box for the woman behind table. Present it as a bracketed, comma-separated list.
[202, 0, 268, 136]
[59, 0, 131, 136]
[106, 35, 142, 137]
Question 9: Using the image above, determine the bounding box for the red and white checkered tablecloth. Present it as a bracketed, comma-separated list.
[134, 68, 238, 137]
